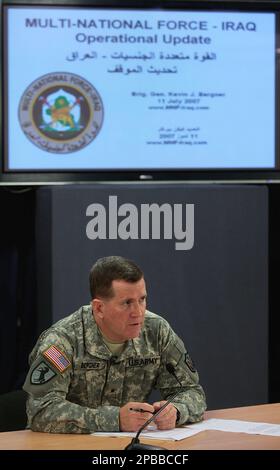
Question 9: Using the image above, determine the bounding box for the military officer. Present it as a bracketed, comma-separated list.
[23, 256, 206, 433]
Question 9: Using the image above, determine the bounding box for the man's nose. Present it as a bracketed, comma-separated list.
[131, 301, 143, 316]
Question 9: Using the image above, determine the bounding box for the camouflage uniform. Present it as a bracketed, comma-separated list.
[23, 306, 206, 433]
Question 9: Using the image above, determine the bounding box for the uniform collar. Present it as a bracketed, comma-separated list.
[83, 306, 110, 359]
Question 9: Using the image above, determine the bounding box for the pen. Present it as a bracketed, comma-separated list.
[129, 407, 155, 414]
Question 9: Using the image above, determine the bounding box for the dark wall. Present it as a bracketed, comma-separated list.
[0, 188, 37, 393]
[268, 186, 280, 403]
[35, 183, 268, 410]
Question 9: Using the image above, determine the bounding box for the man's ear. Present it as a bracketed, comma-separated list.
[92, 298, 104, 319]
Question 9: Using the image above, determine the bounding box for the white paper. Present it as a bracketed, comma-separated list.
[92, 426, 202, 441]
[188, 418, 280, 436]
[92, 418, 280, 441]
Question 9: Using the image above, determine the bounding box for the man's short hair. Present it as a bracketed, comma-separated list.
[89, 256, 143, 299]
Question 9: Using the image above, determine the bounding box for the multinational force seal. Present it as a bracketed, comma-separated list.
[18, 72, 104, 153]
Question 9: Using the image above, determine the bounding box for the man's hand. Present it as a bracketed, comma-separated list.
[119, 402, 155, 432]
[152, 401, 177, 430]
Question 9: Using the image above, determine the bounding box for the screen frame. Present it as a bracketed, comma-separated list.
[1, 0, 280, 185]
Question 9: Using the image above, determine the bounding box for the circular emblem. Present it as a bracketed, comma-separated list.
[18, 72, 104, 153]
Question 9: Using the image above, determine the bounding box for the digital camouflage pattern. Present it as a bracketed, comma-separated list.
[23, 306, 206, 433]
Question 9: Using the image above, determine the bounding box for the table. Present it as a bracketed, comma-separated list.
[0, 403, 279, 450]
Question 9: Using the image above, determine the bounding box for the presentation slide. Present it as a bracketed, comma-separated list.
[5, 6, 275, 170]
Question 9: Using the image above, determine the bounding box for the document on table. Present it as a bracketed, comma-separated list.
[192, 418, 280, 436]
[92, 418, 280, 441]
[93, 426, 203, 441]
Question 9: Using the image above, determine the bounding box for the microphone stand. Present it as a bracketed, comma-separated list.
[124, 389, 181, 451]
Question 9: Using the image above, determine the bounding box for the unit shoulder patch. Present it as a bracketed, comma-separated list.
[185, 352, 196, 373]
[43, 345, 71, 373]
[30, 360, 57, 385]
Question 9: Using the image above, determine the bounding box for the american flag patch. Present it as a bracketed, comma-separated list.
[43, 345, 71, 373]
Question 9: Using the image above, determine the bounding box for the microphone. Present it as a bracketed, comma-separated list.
[166, 363, 183, 387]
[124, 363, 183, 450]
